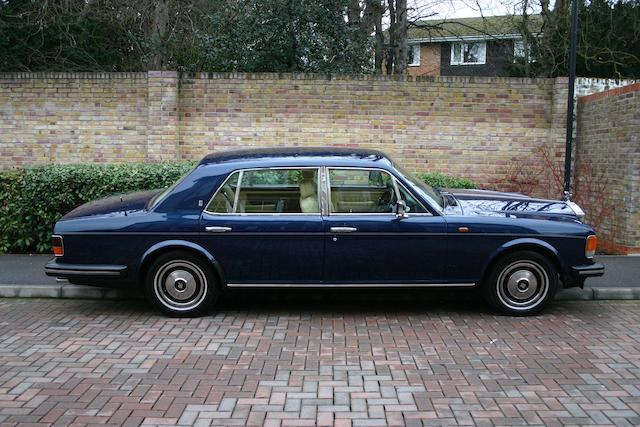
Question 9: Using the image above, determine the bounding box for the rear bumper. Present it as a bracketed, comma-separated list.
[45, 259, 128, 279]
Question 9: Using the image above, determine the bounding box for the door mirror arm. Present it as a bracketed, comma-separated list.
[396, 200, 408, 219]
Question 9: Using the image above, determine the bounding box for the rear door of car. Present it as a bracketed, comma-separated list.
[322, 167, 448, 284]
[199, 167, 324, 285]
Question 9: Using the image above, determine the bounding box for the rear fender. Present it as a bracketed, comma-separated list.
[139, 240, 226, 286]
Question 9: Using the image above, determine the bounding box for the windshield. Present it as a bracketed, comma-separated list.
[147, 166, 196, 210]
[393, 164, 444, 212]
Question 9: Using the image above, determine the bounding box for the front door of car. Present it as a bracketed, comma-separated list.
[200, 167, 324, 285]
[323, 168, 447, 284]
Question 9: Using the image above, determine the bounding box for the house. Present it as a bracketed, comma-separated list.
[406, 15, 543, 77]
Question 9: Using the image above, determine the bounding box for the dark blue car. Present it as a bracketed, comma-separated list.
[45, 148, 603, 316]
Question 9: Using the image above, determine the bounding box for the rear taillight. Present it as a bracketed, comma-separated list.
[52, 235, 64, 257]
[585, 235, 597, 259]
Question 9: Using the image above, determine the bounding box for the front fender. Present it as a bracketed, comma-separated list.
[139, 240, 226, 285]
[481, 237, 564, 282]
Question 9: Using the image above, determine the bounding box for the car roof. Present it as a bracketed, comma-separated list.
[198, 147, 393, 169]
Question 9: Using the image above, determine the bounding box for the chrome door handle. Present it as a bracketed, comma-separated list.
[205, 226, 232, 233]
[330, 226, 357, 233]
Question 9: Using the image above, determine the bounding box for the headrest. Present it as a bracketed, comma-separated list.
[299, 180, 316, 199]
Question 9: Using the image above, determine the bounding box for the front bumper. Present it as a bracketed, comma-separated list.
[571, 262, 605, 278]
[45, 259, 128, 279]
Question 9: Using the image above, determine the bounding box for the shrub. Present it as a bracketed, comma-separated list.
[416, 172, 476, 189]
[0, 162, 195, 254]
[0, 163, 476, 254]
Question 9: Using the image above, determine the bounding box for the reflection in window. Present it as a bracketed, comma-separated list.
[408, 44, 421, 66]
[451, 42, 486, 65]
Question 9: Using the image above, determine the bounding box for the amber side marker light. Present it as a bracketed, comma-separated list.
[51, 235, 64, 257]
[585, 235, 597, 259]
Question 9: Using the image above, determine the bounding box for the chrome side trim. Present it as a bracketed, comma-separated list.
[226, 282, 476, 288]
[232, 170, 243, 213]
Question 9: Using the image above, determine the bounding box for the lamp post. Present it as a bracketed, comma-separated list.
[563, 0, 579, 200]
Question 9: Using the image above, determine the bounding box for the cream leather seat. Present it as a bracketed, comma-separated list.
[299, 180, 319, 213]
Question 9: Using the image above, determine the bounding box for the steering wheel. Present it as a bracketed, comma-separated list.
[376, 186, 394, 212]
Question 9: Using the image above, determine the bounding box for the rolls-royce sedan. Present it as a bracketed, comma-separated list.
[45, 148, 604, 316]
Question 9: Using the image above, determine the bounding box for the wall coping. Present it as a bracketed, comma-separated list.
[0, 72, 148, 80]
[578, 82, 640, 104]
[0, 71, 563, 85]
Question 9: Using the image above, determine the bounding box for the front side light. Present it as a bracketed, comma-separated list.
[51, 235, 64, 257]
[585, 235, 597, 259]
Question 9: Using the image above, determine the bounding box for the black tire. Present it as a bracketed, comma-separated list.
[482, 250, 558, 316]
[144, 250, 219, 317]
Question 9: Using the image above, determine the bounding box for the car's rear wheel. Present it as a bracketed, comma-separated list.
[144, 251, 218, 317]
[483, 250, 558, 316]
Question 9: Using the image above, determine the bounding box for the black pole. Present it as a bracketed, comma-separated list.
[563, 0, 579, 200]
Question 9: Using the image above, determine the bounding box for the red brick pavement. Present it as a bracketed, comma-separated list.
[0, 298, 639, 426]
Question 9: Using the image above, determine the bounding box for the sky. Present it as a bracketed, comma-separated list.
[412, 0, 542, 19]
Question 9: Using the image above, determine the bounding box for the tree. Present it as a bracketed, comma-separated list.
[511, 0, 640, 78]
[0, 0, 376, 74]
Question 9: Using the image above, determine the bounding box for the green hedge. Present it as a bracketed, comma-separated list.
[0, 163, 195, 254]
[0, 163, 475, 254]
[415, 172, 476, 190]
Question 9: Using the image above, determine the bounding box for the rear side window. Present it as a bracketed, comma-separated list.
[206, 168, 320, 214]
[206, 172, 240, 213]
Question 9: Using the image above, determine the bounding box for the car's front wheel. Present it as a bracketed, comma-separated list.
[483, 250, 558, 316]
[144, 251, 219, 317]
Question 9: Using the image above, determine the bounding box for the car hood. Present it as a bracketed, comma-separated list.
[60, 189, 162, 220]
[444, 188, 581, 220]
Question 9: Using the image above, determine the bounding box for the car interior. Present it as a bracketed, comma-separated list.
[206, 168, 401, 215]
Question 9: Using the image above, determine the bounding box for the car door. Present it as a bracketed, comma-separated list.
[200, 167, 324, 285]
[323, 167, 447, 284]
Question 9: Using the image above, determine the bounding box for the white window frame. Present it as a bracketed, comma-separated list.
[450, 41, 486, 65]
[408, 44, 421, 67]
[513, 40, 535, 63]
[513, 40, 525, 60]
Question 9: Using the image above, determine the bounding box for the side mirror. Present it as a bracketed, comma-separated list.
[396, 200, 408, 218]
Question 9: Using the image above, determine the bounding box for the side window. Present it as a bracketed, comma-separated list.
[237, 168, 319, 214]
[206, 171, 240, 213]
[329, 169, 397, 214]
[398, 184, 428, 214]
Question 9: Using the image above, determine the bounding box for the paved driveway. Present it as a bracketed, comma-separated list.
[0, 298, 639, 426]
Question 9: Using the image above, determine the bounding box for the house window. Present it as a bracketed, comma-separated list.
[513, 40, 534, 62]
[408, 44, 421, 66]
[450, 42, 486, 65]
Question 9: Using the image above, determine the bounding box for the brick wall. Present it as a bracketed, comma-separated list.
[576, 83, 640, 255]
[0, 72, 149, 165]
[0, 72, 568, 191]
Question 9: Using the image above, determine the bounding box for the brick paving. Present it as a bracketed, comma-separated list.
[0, 297, 639, 426]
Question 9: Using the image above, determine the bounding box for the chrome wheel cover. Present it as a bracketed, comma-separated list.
[153, 260, 207, 311]
[496, 260, 549, 311]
